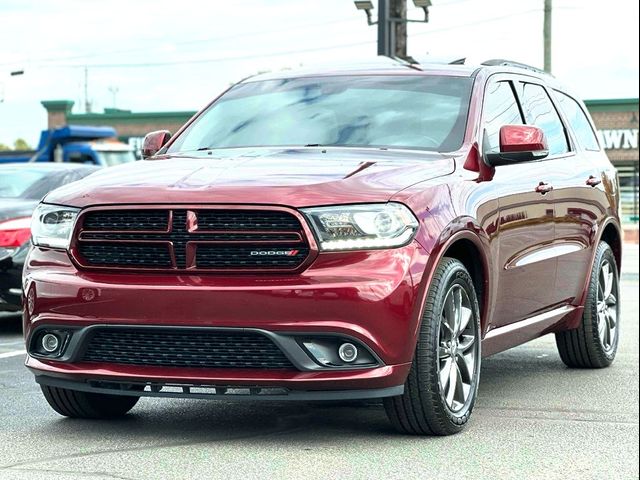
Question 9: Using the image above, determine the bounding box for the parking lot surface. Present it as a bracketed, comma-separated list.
[0, 246, 638, 480]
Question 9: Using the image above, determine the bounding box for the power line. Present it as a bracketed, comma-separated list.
[0, 18, 361, 68]
[31, 9, 543, 71]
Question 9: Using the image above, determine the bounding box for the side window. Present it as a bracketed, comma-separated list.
[482, 81, 524, 153]
[555, 91, 601, 151]
[520, 83, 570, 156]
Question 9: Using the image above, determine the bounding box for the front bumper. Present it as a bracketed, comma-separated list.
[24, 241, 431, 395]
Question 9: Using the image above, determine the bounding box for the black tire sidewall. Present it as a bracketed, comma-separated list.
[417, 258, 482, 428]
[587, 243, 621, 364]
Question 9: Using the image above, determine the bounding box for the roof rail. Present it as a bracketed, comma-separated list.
[481, 59, 553, 77]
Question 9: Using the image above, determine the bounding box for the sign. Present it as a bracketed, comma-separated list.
[596, 129, 638, 150]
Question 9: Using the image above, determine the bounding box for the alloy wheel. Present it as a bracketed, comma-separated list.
[437, 284, 479, 413]
[596, 260, 619, 353]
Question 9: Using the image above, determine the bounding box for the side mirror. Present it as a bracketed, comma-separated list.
[141, 130, 172, 159]
[485, 125, 549, 167]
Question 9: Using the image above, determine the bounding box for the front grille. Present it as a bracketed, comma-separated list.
[81, 328, 295, 370]
[74, 208, 311, 271]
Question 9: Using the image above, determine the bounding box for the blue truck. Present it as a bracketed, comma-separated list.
[0, 126, 136, 166]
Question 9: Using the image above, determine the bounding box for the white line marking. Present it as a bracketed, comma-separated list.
[0, 349, 26, 359]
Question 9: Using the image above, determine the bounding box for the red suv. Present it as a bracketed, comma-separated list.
[23, 58, 622, 435]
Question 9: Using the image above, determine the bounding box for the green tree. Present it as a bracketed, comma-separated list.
[13, 138, 31, 150]
[0, 143, 10, 151]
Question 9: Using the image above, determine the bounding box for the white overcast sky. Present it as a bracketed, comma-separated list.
[0, 0, 638, 146]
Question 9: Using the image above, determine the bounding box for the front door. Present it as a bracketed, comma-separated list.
[480, 78, 558, 328]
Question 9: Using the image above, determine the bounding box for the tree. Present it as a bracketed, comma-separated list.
[14, 138, 31, 150]
[0, 143, 10, 151]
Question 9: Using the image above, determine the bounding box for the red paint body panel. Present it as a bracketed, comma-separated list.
[24, 64, 622, 394]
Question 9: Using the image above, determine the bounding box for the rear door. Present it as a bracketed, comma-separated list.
[549, 89, 610, 305]
[481, 76, 558, 328]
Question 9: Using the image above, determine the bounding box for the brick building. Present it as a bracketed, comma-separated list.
[41, 97, 639, 241]
[585, 99, 639, 242]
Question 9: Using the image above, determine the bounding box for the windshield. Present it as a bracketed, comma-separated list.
[95, 150, 136, 166]
[168, 75, 473, 153]
[0, 168, 49, 198]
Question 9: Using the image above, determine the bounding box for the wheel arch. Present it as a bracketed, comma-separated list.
[562, 216, 623, 331]
[599, 220, 622, 273]
[419, 220, 494, 334]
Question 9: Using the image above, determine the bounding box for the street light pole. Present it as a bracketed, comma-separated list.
[377, 0, 391, 56]
[354, 0, 430, 59]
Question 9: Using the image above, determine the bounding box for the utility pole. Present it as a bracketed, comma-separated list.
[390, 0, 407, 59]
[108, 86, 119, 109]
[543, 0, 552, 73]
[84, 66, 92, 113]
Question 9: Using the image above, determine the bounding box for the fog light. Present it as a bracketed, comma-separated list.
[338, 343, 358, 363]
[41, 333, 60, 353]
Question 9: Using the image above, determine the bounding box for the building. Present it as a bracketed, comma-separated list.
[41, 100, 195, 155]
[584, 99, 639, 242]
[41, 97, 639, 242]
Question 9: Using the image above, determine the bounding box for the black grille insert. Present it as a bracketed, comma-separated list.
[81, 328, 295, 370]
[197, 245, 310, 269]
[83, 210, 169, 231]
[78, 243, 172, 268]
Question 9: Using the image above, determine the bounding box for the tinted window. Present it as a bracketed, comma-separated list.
[555, 91, 600, 151]
[482, 81, 524, 153]
[168, 75, 474, 153]
[521, 83, 569, 155]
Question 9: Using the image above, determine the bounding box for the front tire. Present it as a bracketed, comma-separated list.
[384, 257, 482, 435]
[41, 385, 140, 419]
[555, 241, 620, 368]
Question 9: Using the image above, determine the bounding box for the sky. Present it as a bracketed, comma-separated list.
[0, 0, 638, 146]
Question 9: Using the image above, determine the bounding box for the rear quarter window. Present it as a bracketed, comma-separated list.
[554, 91, 601, 151]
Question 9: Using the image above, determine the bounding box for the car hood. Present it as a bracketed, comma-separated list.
[0, 198, 39, 222]
[44, 147, 455, 208]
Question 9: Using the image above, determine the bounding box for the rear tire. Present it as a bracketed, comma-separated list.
[555, 241, 620, 368]
[41, 385, 139, 419]
[384, 257, 482, 435]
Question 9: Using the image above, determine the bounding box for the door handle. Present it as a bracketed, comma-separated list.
[586, 175, 602, 187]
[535, 182, 554, 194]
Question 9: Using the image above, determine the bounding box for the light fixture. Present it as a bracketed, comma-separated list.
[353, 1, 375, 25]
[338, 343, 358, 363]
[41, 333, 60, 353]
[354, 0, 374, 10]
[412, 0, 431, 21]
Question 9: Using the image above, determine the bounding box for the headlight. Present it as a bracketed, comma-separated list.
[31, 204, 80, 249]
[302, 203, 418, 251]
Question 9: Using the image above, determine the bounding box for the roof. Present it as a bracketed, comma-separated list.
[243, 57, 479, 83]
[51, 125, 117, 140]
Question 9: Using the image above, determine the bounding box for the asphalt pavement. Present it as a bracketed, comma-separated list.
[0, 245, 638, 480]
